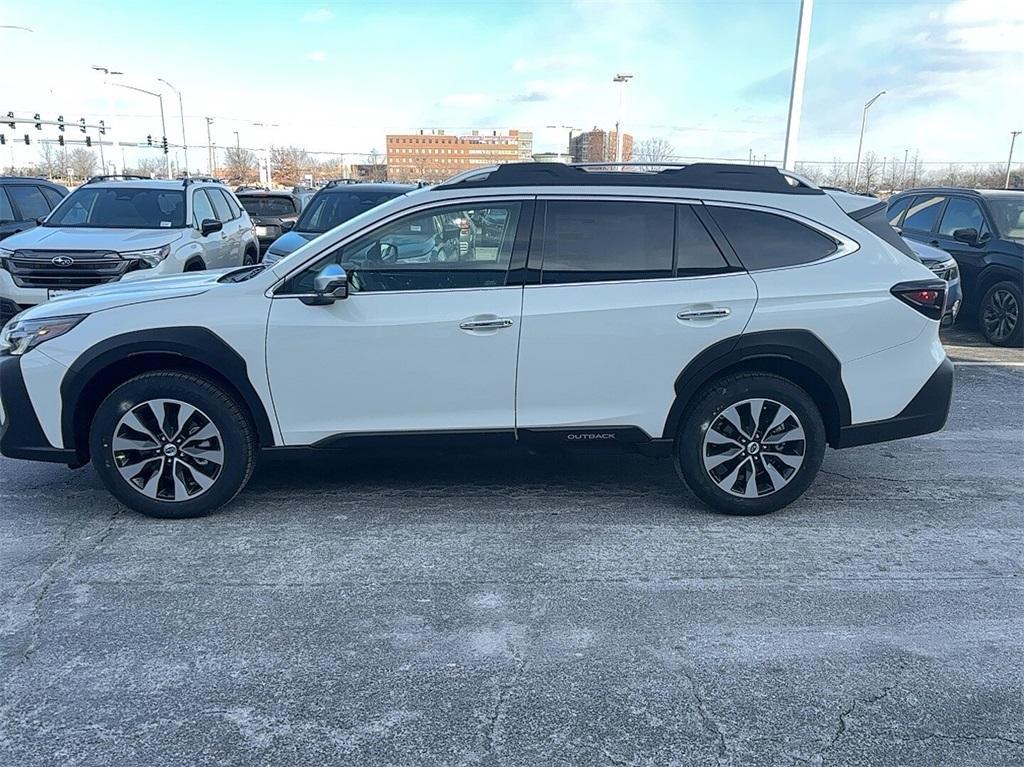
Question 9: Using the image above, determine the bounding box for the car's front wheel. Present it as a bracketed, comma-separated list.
[676, 373, 826, 515]
[979, 280, 1023, 347]
[89, 371, 256, 518]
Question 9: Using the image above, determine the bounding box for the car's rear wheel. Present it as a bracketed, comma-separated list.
[979, 280, 1023, 347]
[89, 371, 256, 518]
[675, 373, 826, 515]
[243, 247, 258, 266]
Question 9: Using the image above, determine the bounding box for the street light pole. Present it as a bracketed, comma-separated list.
[111, 82, 171, 177]
[612, 73, 633, 164]
[1006, 130, 1021, 189]
[782, 0, 814, 170]
[158, 77, 189, 175]
[852, 90, 886, 193]
[205, 117, 215, 174]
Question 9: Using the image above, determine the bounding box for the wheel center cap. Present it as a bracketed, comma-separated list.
[162, 444, 178, 458]
[746, 442, 761, 455]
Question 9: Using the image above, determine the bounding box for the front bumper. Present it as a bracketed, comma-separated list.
[0, 354, 76, 464]
[834, 357, 954, 448]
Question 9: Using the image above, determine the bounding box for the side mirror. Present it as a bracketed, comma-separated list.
[952, 227, 978, 246]
[201, 218, 223, 236]
[301, 263, 348, 305]
[281, 219, 296, 232]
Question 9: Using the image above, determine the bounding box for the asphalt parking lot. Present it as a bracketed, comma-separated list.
[1, 328, 1021, 767]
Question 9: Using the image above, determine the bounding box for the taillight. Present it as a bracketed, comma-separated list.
[891, 279, 947, 320]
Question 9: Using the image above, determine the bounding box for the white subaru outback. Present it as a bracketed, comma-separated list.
[0, 175, 259, 325]
[0, 163, 953, 518]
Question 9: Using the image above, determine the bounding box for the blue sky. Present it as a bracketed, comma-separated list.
[2, 0, 1020, 172]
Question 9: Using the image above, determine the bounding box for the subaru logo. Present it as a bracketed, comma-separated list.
[51, 256, 74, 267]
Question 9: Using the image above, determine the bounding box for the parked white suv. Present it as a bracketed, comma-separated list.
[0, 175, 259, 322]
[0, 163, 953, 518]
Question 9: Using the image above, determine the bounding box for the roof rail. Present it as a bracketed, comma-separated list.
[84, 174, 151, 184]
[435, 162, 823, 195]
[324, 178, 362, 188]
[181, 175, 223, 186]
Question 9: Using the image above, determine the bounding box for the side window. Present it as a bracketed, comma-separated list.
[191, 189, 217, 228]
[7, 185, 50, 221]
[207, 188, 233, 222]
[539, 200, 674, 284]
[938, 197, 986, 237]
[219, 189, 242, 218]
[902, 195, 946, 232]
[284, 202, 522, 294]
[886, 196, 913, 226]
[0, 188, 14, 222]
[39, 186, 66, 210]
[707, 206, 837, 270]
[675, 206, 729, 276]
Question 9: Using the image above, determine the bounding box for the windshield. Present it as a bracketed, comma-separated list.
[239, 196, 297, 217]
[987, 198, 1024, 240]
[297, 190, 404, 234]
[47, 187, 186, 229]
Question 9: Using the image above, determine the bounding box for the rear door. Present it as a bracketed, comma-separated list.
[898, 194, 947, 247]
[207, 188, 241, 265]
[515, 198, 757, 441]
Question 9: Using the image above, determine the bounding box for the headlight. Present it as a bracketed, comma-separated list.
[0, 247, 13, 257]
[121, 244, 171, 267]
[0, 314, 86, 356]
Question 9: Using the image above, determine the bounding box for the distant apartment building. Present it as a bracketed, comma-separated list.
[386, 129, 531, 182]
[569, 127, 634, 163]
[532, 152, 574, 163]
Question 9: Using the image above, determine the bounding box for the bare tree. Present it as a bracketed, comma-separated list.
[67, 148, 97, 181]
[271, 146, 312, 186]
[633, 138, 675, 169]
[366, 148, 387, 181]
[129, 157, 166, 178]
[37, 144, 57, 179]
[223, 147, 258, 185]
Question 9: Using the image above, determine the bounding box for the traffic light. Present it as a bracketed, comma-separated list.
[58, 135, 65, 146]
[161, 136, 168, 154]
[58, 115, 65, 132]
[79, 118, 86, 134]
[147, 134, 153, 146]
[85, 136, 92, 147]
[0, 135, 5, 146]
[99, 120, 106, 136]
[5, 112, 14, 130]
[33, 114, 41, 130]
[23, 134, 30, 145]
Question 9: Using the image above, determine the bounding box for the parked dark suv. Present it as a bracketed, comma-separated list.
[0, 177, 69, 241]
[887, 188, 1024, 346]
[261, 182, 414, 265]
[235, 190, 308, 255]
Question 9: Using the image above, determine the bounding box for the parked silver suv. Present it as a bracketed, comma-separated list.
[0, 175, 259, 321]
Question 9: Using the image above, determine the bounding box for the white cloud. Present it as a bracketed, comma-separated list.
[305, 51, 328, 62]
[441, 93, 489, 107]
[301, 8, 334, 22]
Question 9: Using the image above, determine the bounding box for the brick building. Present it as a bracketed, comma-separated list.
[569, 127, 634, 163]
[386, 129, 530, 182]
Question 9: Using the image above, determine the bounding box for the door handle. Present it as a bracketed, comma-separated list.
[677, 307, 731, 321]
[459, 318, 514, 331]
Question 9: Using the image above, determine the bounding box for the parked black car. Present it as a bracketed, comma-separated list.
[262, 182, 415, 265]
[887, 188, 1024, 346]
[235, 190, 310, 254]
[0, 177, 69, 241]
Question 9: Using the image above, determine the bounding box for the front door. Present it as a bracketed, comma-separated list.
[191, 189, 224, 268]
[932, 195, 992, 306]
[516, 199, 757, 440]
[266, 199, 530, 445]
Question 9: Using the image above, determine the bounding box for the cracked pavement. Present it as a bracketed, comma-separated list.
[1, 334, 1022, 766]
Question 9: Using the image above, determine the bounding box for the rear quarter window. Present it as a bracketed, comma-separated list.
[706, 206, 838, 270]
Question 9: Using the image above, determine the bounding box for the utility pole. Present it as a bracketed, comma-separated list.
[853, 90, 886, 192]
[1006, 130, 1021, 189]
[782, 0, 813, 170]
[612, 73, 633, 164]
[205, 117, 214, 174]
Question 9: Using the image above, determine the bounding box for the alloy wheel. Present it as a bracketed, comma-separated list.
[702, 398, 806, 498]
[982, 289, 1019, 343]
[111, 398, 225, 502]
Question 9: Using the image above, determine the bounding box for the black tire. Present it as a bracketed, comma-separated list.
[675, 373, 826, 516]
[243, 247, 258, 266]
[89, 371, 256, 519]
[184, 259, 206, 272]
[979, 280, 1023, 347]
